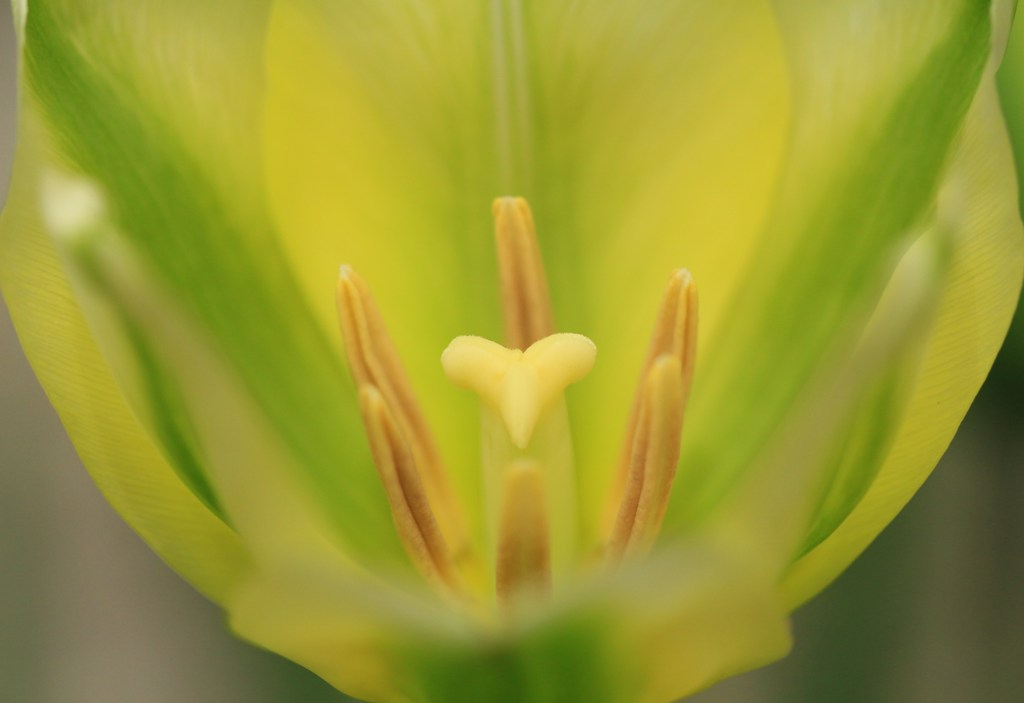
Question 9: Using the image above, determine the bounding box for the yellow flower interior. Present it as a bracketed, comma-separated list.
[335, 197, 697, 610]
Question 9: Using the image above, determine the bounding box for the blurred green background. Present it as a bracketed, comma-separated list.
[1, 8, 1021, 703]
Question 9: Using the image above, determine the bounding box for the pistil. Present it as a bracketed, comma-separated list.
[442, 333, 595, 591]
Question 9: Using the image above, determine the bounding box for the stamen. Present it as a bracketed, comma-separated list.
[496, 459, 551, 606]
[336, 266, 468, 553]
[493, 197, 555, 350]
[357, 386, 460, 591]
[604, 270, 698, 553]
[608, 356, 685, 557]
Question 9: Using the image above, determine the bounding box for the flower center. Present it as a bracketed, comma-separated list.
[334, 197, 697, 609]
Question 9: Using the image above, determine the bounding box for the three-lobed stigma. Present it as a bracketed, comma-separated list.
[441, 333, 596, 449]
[335, 197, 697, 609]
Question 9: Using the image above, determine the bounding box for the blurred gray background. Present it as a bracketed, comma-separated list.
[1, 7, 1021, 703]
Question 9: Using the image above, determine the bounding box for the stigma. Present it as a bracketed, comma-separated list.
[335, 197, 697, 609]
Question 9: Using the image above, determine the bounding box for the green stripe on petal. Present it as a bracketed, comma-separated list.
[707, 226, 950, 579]
[795, 365, 916, 558]
[782, 75, 1024, 609]
[793, 232, 959, 559]
[46, 173, 224, 518]
[664, 0, 993, 531]
[17, 1, 404, 562]
[0, 118, 247, 603]
[48, 195, 442, 698]
[47, 170, 411, 574]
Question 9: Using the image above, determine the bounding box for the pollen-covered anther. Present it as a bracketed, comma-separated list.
[336, 265, 469, 556]
[357, 385, 461, 592]
[608, 355, 686, 557]
[496, 459, 551, 606]
[605, 269, 698, 556]
[493, 197, 555, 350]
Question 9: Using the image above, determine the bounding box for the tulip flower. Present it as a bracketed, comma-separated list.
[2, 1, 1022, 701]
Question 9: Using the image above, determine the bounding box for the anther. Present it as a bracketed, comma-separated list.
[336, 266, 468, 553]
[493, 197, 555, 350]
[358, 386, 461, 591]
[608, 356, 685, 557]
[604, 270, 697, 554]
[496, 459, 551, 606]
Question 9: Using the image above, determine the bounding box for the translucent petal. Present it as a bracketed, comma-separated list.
[709, 228, 951, 577]
[0, 119, 247, 603]
[782, 76, 1024, 608]
[48, 202, 444, 700]
[48, 174, 412, 571]
[229, 542, 790, 703]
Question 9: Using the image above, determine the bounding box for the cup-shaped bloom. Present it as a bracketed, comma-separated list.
[2, 1, 1022, 702]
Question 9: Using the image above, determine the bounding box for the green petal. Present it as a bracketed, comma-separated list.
[229, 542, 790, 703]
[0, 118, 247, 603]
[12, 0, 404, 563]
[663, 0, 994, 532]
[782, 75, 1024, 608]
